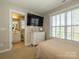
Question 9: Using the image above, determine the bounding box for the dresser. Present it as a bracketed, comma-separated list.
[31, 32, 45, 45]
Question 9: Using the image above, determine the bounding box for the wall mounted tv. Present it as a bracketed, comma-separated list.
[27, 13, 44, 27]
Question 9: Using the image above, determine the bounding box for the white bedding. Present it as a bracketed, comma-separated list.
[36, 39, 79, 59]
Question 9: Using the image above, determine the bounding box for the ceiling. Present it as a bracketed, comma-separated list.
[6, 0, 72, 14]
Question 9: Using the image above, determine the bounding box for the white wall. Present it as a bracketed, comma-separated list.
[43, 15, 50, 40]
[0, 3, 9, 51]
[43, 0, 79, 40]
[0, 3, 27, 52]
[0, 1, 43, 52]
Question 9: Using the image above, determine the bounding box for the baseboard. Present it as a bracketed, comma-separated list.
[0, 48, 11, 54]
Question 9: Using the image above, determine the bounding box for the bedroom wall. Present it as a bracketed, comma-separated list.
[43, 0, 79, 40]
[43, 15, 50, 40]
[0, 3, 9, 51]
[0, 1, 43, 53]
[0, 3, 27, 52]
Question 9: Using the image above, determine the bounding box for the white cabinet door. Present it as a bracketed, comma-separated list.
[12, 31, 21, 43]
[31, 32, 45, 45]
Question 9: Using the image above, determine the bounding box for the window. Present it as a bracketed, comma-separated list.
[56, 15, 60, 26]
[67, 27, 71, 40]
[50, 8, 79, 42]
[56, 27, 60, 38]
[56, 15, 60, 38]
[60, 13, 65, 26]
[72, 8, 79, 25]
[51, 16, 56, 37]
[50, 13, 66, 39]
[60, 27, 65, 39]
[52, 27, 56, 37]
[67, 11, 72, 40]
[52, 16, 56, 26]
[60, 13, 65, 39]
[67, 11, 72, 25]
[72, 26, 79, 41]
[72, 8, 79, 41]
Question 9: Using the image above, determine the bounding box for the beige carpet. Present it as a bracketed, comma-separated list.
[12, 42, 25, 49]
[0, 47, 36, 59]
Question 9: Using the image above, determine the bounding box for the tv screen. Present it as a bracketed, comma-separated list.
[27, 13, 44, 26]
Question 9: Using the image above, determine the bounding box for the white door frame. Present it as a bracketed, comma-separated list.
[9, 9, 27, 50]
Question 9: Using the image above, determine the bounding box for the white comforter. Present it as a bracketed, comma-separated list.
[36, 39, 79, 59]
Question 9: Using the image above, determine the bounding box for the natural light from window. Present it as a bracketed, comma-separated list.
[50, 8, 79, 41]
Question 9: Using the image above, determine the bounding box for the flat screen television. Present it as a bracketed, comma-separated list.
[27, 13, 44, 26]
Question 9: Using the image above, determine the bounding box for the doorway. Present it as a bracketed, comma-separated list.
[9, 10, 26, 49]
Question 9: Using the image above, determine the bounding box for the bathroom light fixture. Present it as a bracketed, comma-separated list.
[12, 13, 19, 19]
[12, 15, 18, 19]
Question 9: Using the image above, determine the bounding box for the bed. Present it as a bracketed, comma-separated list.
[36, 39, 79, 59]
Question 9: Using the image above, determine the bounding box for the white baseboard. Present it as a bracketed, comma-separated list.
[0, 48, 11, 54]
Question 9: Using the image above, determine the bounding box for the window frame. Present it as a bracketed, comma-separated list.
[50, 8, 79, 41]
